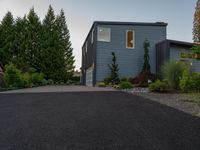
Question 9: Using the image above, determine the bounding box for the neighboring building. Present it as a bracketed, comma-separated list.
[81, 21, 197, 86]
[156, 40, 200, 74]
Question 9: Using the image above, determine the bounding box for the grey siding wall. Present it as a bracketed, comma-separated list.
[170, 46, 200, 72]
[96, 25, 166, 82]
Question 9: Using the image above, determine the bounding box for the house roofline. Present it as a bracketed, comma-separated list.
[82, 21, 168, 48]
[157, 39, 193, 47]
[94, 21, 168, 27]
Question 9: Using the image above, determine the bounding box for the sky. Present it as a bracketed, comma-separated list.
[0, 0, 196, 69]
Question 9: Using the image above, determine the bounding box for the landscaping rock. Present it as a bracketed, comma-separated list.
[124, 88, 200, 117]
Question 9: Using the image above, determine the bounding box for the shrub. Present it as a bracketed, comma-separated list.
[41, 79, 48, 86]
[192, 73, 200, 91]
[104, 77, 112, 85]
[131, 72, 157, 87]
[119, 81, 133, 89]
[108, 52, 120, 85]
[70, 76, 80, 85]
[179, 69, 193, 92]
[30, 72, 45, 86]
[149, 80, 169, 92]
[4, 63, 23, 88]
[120, 77, 129, 82]
[161, 60, 184, 89]
[21, 72, 31, 88]
[97, 82, 106, 87]
[191, 44, 200, 54]
[47, 79, 54, 85]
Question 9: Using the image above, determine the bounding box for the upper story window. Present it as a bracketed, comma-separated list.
[126, 30, 135, 49]
[97, 27, 111, 42]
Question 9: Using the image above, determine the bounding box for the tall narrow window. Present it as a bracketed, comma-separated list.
[126, 30, 135, 49]
[97, 27, 111, 42]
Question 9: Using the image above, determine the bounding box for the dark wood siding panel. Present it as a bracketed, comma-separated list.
[156, 41, 170, 75]
[81, 25, 97, 85]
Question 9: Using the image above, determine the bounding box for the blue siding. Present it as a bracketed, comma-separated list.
[170, 46, 200, 72]
[96, 25, 166, 82]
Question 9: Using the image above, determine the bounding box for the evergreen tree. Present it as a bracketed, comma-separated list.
[193, 0, 200, 42]
[141, 39, 151, 73]
[42, 5, 65, 82]
[0, 12, 15, 66]
[108, 52, 120, 85]
[0, 6, 75, 83]
[55, 9, 75, 81]
[26, 8, 42, 71]
[12, 16, 28, 71]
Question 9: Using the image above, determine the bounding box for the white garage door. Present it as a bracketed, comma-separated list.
[86, 67, 93, 86]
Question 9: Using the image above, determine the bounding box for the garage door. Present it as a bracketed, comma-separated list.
[86, 67, 93, 86]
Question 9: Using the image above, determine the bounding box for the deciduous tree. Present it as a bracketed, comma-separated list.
[193, 0, 200, 42]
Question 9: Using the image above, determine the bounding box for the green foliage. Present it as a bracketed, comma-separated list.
[70, 76, 80, 85]
[180, 69, 200, 92]
[30, 72, 45, 86]
[149, 80, 169, 92]
[179, 68, 193, 92]
[3, 63, 47, 89]
[103, 77, 112, 85]
[193, 0, 200, 42]
[120, 77, 129, 82]
[0, 12, 15, 66]
[41, 79, 48, 86]
[192, 73, 200, 91]
[47, 79, 54, 85]
[21, 72, 31, 88]
[119, 81, 133, 89]
[108, 52, 120, 85]
[141, 39, 151, 73]
[161, 60, 184, 89]
[191, 44, 200, 54]
[0, 6, 75, 83]
[4, 64, 23, 88]
[97, 82, 106, 87]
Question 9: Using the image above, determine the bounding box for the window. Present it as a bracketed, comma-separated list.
[97, 27, 111, 42]
[91, 29, 94, 44]
[126, 30, 135, 49]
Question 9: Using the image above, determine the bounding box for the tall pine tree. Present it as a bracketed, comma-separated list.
[0, 6, 75, 83]
[12, 16, 28, 71]
[55, 9, 75, 81]
[26, 8, 42, 71]
[193, 0, 200, 42]
[42, 5, 71, 82]
[0, 12, 15, 66]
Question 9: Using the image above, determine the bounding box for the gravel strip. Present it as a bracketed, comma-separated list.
[125, 88, 200, 117]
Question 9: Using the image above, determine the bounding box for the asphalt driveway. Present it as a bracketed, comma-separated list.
[0, 91, 200, 150]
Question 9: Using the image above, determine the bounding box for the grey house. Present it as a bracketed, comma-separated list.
[81, 21, 197, 86]
[81, 21, 167, 86]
